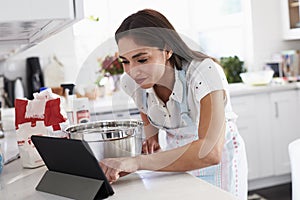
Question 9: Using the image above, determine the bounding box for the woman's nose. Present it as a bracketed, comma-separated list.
[130, 68, 142, 78]
[126, 64, 141, 76]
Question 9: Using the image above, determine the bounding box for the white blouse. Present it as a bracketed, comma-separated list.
[120, 58, 237, 129]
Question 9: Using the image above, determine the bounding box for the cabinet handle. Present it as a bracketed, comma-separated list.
[274, 102, 279, 118]
[116, 113, 124, 117]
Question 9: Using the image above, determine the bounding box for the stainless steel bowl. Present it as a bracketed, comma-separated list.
[64, 119, 144, 160]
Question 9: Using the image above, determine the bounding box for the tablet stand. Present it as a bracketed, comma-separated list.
[36, 170, 106, 200]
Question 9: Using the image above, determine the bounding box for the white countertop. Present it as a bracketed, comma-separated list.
[0, 133, 237, 200]
[89, 82, 300, 113]
[0, 161, 236, 200]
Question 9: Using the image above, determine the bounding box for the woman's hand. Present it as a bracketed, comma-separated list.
[142, 134, 161, 154]
[99, 157, 139, 184]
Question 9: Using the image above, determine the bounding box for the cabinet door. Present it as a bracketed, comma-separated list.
[231, 94, 274, 180]
[235, 116, 260, 180]
[270, 90, 300, 175]
[281, 0, 300, 40]
[231, 95, 259, 180]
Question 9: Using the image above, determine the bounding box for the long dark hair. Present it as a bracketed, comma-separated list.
[115, 9, 214, 70]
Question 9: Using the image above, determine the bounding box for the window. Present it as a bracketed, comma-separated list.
[190, 0, 244, 59]
[73, 0, 245, 69]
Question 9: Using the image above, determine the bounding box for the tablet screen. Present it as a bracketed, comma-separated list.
[31, 135, 114, 197]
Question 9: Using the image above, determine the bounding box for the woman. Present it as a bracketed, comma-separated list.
[99, 9, 248, 200]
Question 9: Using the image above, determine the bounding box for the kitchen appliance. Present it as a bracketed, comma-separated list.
[65, 119, 144, 161]
[0, 0, 83, 60]
[26, 57, 44, 100]
[265, 62, 284, 77]
[4, 77, 25, 107]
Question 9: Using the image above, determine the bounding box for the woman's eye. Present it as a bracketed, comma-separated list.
[121, 60, 129, 64]
[138, 59, 147, 63]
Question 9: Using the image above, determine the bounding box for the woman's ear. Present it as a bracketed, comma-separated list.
[166, 50, 173, 60]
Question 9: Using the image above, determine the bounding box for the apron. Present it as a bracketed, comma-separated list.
[142, 69, 248, 200]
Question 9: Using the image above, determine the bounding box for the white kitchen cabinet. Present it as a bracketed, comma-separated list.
[0, 0, 83, 60]
[231, 94, 274, 180]
[281, 0, 300, 40]
[270, 90, 300, 175]
[232, 88, 300, 183]
[235, 116, 260, 180]
[231, 95, 259, 180]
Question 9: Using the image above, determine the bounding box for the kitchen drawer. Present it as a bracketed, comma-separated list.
[231, 95, 256, 117]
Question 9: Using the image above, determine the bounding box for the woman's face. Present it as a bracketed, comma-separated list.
[118, 37, 171, 89]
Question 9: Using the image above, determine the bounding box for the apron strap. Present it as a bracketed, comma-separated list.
[142, 69, 194, 129]
[178, 70, 194, 125]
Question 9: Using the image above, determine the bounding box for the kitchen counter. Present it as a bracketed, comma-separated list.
[90, 82, 300, 114]
[229, 82, 300, 96]
[0, 161, 237, 200]
[0, 132, 236, 200]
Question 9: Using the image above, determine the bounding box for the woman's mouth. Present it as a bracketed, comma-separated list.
[135, 78, 147, 85]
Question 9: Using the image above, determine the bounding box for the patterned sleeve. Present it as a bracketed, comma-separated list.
[187, 58, 228, 102]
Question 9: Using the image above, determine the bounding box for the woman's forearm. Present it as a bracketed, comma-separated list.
[136, 91, 226, 172]
[136, 132, 224, 172]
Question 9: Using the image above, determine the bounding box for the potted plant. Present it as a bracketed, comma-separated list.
[220, 56, 247, 83]
[97, 53, 124, 92]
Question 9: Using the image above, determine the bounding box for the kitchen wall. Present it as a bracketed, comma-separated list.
[1, 0, 300, 98]
[250, 0, 300, 70]
[73, 0, 199, 88]
[0, 27, 79, 96]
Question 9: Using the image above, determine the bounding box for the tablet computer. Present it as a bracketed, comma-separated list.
[31, 135, 114, 199]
